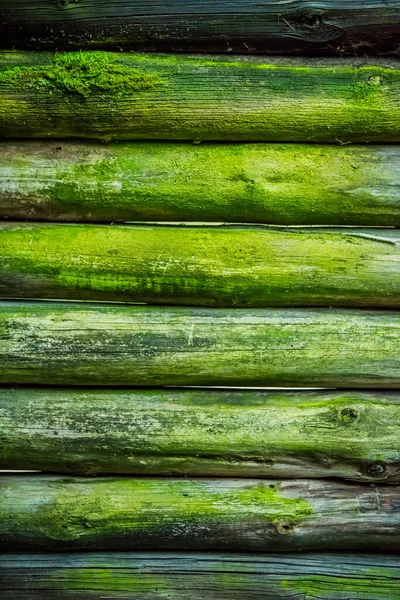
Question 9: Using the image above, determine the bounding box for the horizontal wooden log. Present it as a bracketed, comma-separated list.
[1, 553, 399, 600]
[1, 475, 400, 551]
[0, 302, 400, 388]
[1, 388, 400, 482]
[2, 1, 400, 56]
[2, 224, 400, 308]
[2, 141, 400, 226]
[2, 52, 400, 142]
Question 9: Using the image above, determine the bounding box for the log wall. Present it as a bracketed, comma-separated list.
[2, 2, 400, 592]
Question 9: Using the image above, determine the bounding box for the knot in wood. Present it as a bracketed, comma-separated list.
[55, 0, 78, 6]
[302, 14, 322, 28]
[340, 407, 359, 424]
[366, 462, 387, 478]
[274, 519, 295, 535]
[294, 11, 338, 42]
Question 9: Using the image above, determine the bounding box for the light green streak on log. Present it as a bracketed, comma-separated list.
[1, 142, 400, 225]
[57, 568, 171, 595]
[0, 476, 313, 550]
[1, 388, 399, 482]
[0, 302, 399, 387]
[55, 564, 400, 598]
[0, 52, 400, 141]
[1, 223, 400, 307]
[280, 567, 400, 598]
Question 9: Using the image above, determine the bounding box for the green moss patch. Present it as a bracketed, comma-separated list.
[0, 52, 165, 97]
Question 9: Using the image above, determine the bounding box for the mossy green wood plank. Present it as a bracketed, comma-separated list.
[2, 142, 400, 226]
[1, 223, 400, 308]
[1, 0, 400, 57]
[1, 387, 399, 482]
[1, 52, 400, 142]
[0, 302, 400, 388]
[1, 553, 400, 600]
[1, 475, 400, 551]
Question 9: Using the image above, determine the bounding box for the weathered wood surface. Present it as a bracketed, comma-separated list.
[1, 553, 399, 600]
[2, 0, 400, 56]
[0, 302, 400, 388]
[1, 52, 400, 142]
[2, 224, 400, 308]
[1, 475, 400, 551]
[2, 142, 400, 226]
[1, 388, 399, 482]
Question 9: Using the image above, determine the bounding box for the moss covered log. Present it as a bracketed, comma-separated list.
[1, 475, 400, 551]
[1, 553, 399, 600]
[1, 387, 400, 482]
[1, 223, 400, 308]
[1, 302, 400, 388]
[2, 52, 400, 142]
[1, 0, 400, 56]
[2, 141, 400, 226]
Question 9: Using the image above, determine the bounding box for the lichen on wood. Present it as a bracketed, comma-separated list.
[0, 302, 399, 388]
[1, 387, 399, 482]
[1, 141, 400, 226]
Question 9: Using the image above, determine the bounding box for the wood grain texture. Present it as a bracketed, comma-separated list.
[1, 224, 400, 308]
[2, 141, 400, 226]
[1, 475, 400, 552]
[1, 0, 400, 56]
[1, 52, 400, 142]
[1, 552, 400, 599]
[0, 302, 400, 388]
[1, 387, 400, 482]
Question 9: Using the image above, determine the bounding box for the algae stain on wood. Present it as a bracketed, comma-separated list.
[1, 223, 400, 308]
[34, 480, 313, 543]
[0, 52, 165, 97]
[1, 477, 313, 549]
[2, 553, 400, 599]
